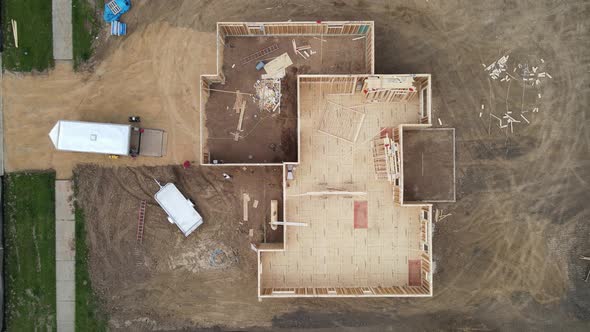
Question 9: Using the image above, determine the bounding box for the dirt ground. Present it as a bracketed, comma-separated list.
[402, 129, 455, 202]
[74, 164, 283, 329]
[204, 35, 367, 163]
[2, 0, 589, 331]
[2, 21, 217, 179]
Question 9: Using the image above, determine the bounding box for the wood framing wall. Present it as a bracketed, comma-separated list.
[218, 22, 375, 75]
[420, 205, 433, 294]
[219, 21, 373, 38]
[261, 285, 430, 297]
[300, 76, 358, 94]
[366, 24, 374, 73]
[415, 76, 430, 124]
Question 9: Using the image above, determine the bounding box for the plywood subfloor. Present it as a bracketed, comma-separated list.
[261, 84, 425, 289]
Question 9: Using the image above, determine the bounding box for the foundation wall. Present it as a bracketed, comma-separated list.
[260, 285, 430, 297]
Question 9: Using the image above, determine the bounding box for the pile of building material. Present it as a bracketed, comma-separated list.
[515, 63, 552, 87]
[484, 55, 509, 80]
[262, 53, 293, 79]
[292, 39, 316, 60]
[110, 21, 127, 36]
[253, 79, 281, 112]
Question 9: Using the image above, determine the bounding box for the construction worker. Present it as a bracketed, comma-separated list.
[222, 173, 232, 180]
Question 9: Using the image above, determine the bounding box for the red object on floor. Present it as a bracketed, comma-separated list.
[183, 160, 191, 169]
[354, 201, 368, 229]
[408, 259, 422, 286]
[379, 127, 393, 139]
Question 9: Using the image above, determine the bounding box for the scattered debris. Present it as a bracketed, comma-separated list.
[484, 55, 509, 80]
[233, 90, 244, 113]
[253, 79, 281, 112]
[481, 55, 554, 134]
[230, 132, 241, 141]
[435, 209, 452, 222]
[313, 36, 327, 42]
[237, 104, 246, 132]
[11, 19, 18, 48]
[292, 39, 315, 60]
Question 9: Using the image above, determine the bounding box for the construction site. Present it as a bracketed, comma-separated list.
[2, 1, 589, 331]
[198, 22, 456, 297]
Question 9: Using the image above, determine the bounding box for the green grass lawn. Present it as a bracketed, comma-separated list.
[4, 172, 56, 331]
[2, 0, 53, 71]
[75, 206, 108, 331]
[72, 0, 101, 70]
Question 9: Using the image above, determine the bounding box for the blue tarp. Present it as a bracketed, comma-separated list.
[103, 0, 131, 22]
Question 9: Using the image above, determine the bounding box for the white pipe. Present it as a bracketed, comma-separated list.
[288, 191, 366, 197]
[270, 221, 308, 227]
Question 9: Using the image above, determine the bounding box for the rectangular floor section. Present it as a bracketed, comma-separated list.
[354, 200, 368, 229]
[408, 259, 421, 286]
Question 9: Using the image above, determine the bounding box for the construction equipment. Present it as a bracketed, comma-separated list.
[154, 180, 203, 237]
[49, 120, 167, 157]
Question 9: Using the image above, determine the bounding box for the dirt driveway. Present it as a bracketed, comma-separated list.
[2, 22, 216, 179]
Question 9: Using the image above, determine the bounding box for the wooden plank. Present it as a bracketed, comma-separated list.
[237, 102, 246, 132]
[243, 193, 250, 221]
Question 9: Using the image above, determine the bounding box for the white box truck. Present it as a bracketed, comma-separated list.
[49, 120, 167, 157]
[154, 182, 203, 237]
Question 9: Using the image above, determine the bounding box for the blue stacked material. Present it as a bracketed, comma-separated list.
[103, 0, 131, 22]
[110, 21, 127, 36]
[256, 61, 265, 70]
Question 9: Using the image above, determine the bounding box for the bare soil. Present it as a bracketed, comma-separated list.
[402, 129, 455, 202]
[74, 164, 283, 329]
[2, 0, 589, 331]
[2, 23, 217, 179]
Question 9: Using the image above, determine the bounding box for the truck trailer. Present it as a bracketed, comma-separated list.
[154, 182, 203, 237]
[49, 120, 166, 157]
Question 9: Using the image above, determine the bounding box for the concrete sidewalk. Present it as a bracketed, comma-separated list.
[52, 0, 73, 60]
[56, 180, 75, 332]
